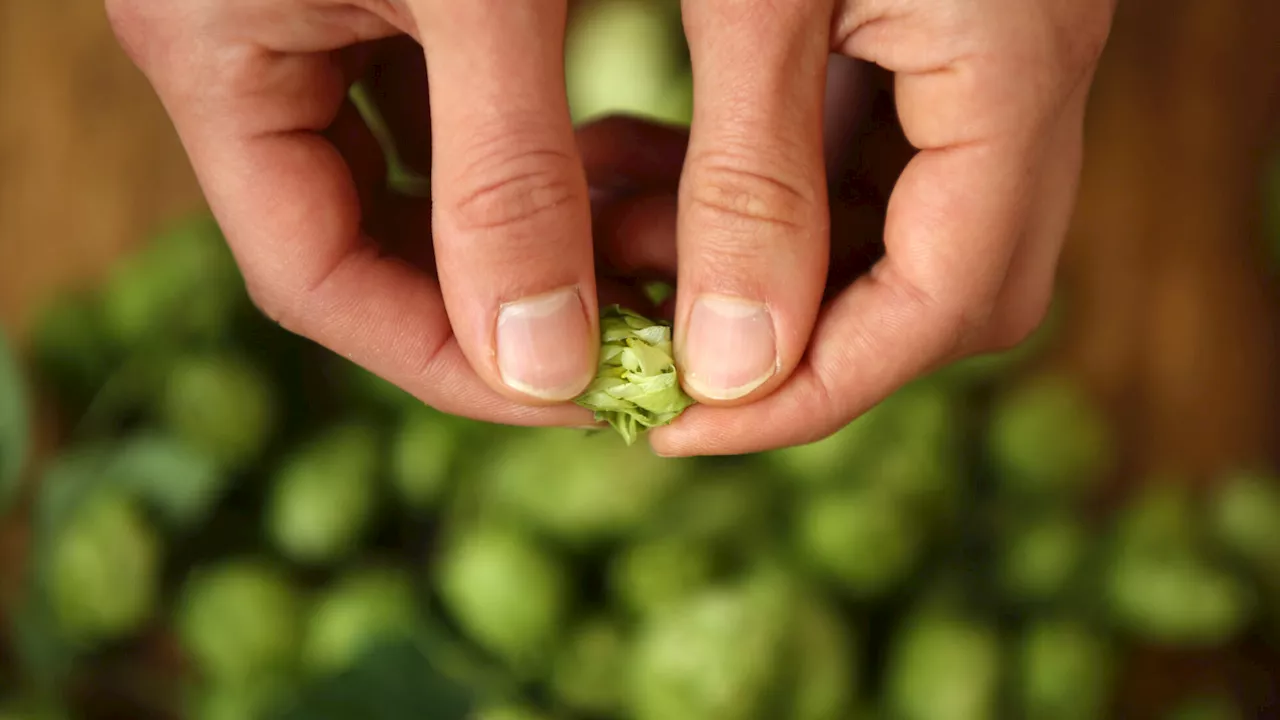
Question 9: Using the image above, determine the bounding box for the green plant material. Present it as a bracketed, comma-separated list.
[653, 469, 777, 549]
[484, 428, 683, 545]
[795, 483, 926, 599]
[786, 596, 859, 720]
[267, 422, 382, 565]
[436, 524, 570, 674]
[1103, 484, 1254, 646]
[160, 352, 278, 470]
[988, 373, 1114, 499]
[471, 706, 553, 720]
[0, 330, 30, 513]
[107, 434, 227, 531]
[1164, 695, 1243, 720]
[884, 611, 1002, 720]
[771, 379, 962, 517]
[277, 638, 476, 720]
[641, 281, 675, 307]
[1016, 619, 1114, 720]
[628, 575, 791, 720]
[651, 71, 694, 128]
[303, 566, 422, 676]
[177, 559, 305, 684]
[27, 291, 115, 405]
[609, 535, 715, 617]
[187, 680, 290, 720]
[101, 214, 245, 348]
[628, 571, 855, 720]
[565, 0, 687, 124]
[996, 510, 1089, 606]
[574, 306, 694, 445]
[550, 615, 629, 715]
[1208, 470, 1280, 584]
[349, 83, 431, 198]
[48, 492, 161, 645]
[390, 407, 458, 512]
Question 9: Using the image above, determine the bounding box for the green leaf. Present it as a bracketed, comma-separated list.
[272, 638, 475, 720]
[575, 305, 695, 445]
[0, 330, 31, 513]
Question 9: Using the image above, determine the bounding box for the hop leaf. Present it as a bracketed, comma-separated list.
[575, 306, 695, 445]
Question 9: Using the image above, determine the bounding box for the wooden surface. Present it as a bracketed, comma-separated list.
[1, 0, 1278, 481]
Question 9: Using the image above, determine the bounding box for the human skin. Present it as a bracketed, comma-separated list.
[105, 0, 1116, 456]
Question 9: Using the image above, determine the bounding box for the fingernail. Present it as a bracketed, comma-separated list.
[496, 287, 594, 401]
[682, 294, 777, 401]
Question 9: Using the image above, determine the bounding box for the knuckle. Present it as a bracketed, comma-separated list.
[984, 292, 1052, 352]
[448, 145, 582, 234]
[685, 151, 815, 232]
[243, 280, 298, 334]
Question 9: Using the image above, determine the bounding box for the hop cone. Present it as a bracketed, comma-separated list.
[575, 306, 695, 445]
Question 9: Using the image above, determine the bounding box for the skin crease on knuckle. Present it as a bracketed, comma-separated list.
[683, 136, 820, 233]
[448, 151, 582, 234]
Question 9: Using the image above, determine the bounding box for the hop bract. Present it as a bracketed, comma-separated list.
[575, 306, 695, 445]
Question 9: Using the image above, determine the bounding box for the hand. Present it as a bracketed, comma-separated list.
[600, 0, 1116, 456]
[104, 0, 688, 427]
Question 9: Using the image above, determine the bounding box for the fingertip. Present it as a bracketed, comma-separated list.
[677, 294, 779, 404]
[494, 285, 597, 403]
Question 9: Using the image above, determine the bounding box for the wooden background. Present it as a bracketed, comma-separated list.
[1, 0, 1278, 479]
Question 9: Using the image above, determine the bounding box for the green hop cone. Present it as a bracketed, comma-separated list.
[160, 352, 278, 470]
[996, 510, 1089, 606]
[628, 571, 855, 720]
[1016, 619, 1114, 720]
[266, 422, 381, 565]
[575, 306, 695, 445]
[884, 610, 1002, 720]
[49, 492, 162, 645]
[390, 408, 459, 511]
[988, 373, 1115, 499]
[628, 575, 793, 720]
[551, 615, 630, 715]
[1103, 484, 1254, 646]
[485, 428, 684, 546]
[102, 214, 245, 348]
[565, 0, 686, 124]
[1208, 470, 1280, 584]
[186, 681, 289, 720]
[795, 483, 926, 599]
[177, 559, 304, 684]
[609, 535, 715, 617]
[436, 524, 571, 674]
[302, 566, 421, 675]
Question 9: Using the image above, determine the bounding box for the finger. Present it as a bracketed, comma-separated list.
[411, 0, 597, 404]
[975, 85, 1090, 351]
[674, 0, 834, 404]
[117, 6, 592, 428]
